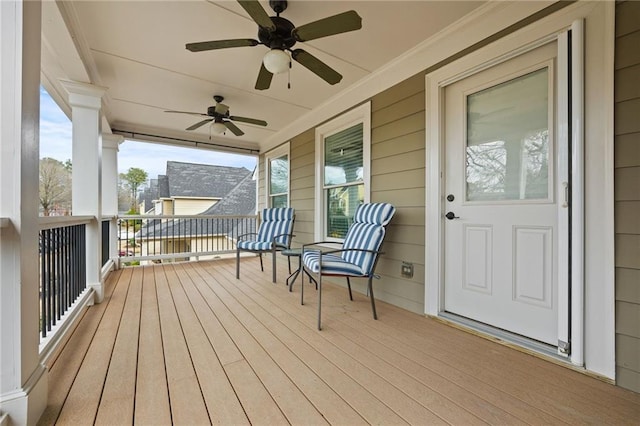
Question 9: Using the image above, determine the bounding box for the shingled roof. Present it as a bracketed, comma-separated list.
[201, 173, 256, 216]
[166, 161, 251, 198]
[157, 174, 169, 198]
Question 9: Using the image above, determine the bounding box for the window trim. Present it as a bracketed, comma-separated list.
[264, 142, 290, 208]
[314, 102, 371, 241]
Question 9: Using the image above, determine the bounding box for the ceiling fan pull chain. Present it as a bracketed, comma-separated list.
[288, 58, 291, 89]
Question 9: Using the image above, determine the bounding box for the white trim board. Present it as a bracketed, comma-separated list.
[263, 142, 291, 208]
[424, 1, 615, 380]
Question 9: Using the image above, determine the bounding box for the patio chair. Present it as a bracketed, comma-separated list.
[236, 207, 295, 283]
[301, 202, 396, 330]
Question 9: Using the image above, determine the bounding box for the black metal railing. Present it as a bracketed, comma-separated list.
[39, 221, 87, 338]
[101, 219, 110, 266]
[117, 215, 257, 263]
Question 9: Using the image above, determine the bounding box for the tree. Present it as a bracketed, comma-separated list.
[119, 167, 148, 213]
[39, 157, 71, 216]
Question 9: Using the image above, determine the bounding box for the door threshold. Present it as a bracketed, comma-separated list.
[437, 312, 564, 361]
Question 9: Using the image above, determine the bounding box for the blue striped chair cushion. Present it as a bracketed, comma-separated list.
[237, 241, 273, 251]
[256, 207, 294, 246]
[302, 251, 366, 276]
[353, 202, 396, 226]
[341, 222, 385, 274]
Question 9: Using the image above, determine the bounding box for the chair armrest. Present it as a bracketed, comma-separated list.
[237, 232, 258, 241]
[302, 241, 344, 251]
[321, 247, 384, 256]
[270, 233, 295, 249]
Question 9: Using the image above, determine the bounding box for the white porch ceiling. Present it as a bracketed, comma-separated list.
[41, 1, 485, 154]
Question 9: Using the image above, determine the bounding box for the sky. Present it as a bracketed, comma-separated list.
[39, 87, 257, 183]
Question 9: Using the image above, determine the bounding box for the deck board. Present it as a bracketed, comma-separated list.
[134, 266, 171, 425]
[94, 267, 143, 424]
[40, 258, 640, 426]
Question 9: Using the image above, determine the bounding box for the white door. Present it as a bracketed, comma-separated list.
[443, 42, 561, 346]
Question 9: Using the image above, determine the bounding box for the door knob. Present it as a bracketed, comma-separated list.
[445, 211, 459, 220]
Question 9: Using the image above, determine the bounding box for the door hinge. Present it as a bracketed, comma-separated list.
[558, 340, 570, 354]
[562, 182, 569, 208]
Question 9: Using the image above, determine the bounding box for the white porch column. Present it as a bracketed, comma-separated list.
[0, 1, 48, 425]
[60, 80, 107, 303]
[102, 133, 122, 266]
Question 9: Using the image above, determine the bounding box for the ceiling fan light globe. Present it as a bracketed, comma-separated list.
[211, 122, 227, 134]
[263, 49, 290, 74]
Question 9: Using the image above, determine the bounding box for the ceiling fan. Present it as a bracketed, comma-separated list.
[185, 0, 362, 90]
[165, 95, 267, 136]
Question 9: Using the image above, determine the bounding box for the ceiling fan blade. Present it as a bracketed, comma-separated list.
[292, 49, 342, 85]
[186, 38, 259, 52]
[237, 0, 276, 31]
[214, 103, 229, 116]
[186, 119, 213, 131]
[229, 116, 267, 126]
[255, 63, 273, 90]
[223, 120, 244, 136]
[165, 110, 208, 117]
[292, 10, 362, 42]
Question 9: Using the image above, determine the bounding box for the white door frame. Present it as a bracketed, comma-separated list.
[425, 16, 597, 366]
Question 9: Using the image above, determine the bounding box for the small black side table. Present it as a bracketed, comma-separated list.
[281, 248, 317, 292]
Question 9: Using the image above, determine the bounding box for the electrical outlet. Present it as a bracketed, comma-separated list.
[401, 261, 413, 278]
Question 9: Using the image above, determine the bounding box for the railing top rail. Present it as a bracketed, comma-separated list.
[39, 215, 94, 230]
[118, 214, 258, 220]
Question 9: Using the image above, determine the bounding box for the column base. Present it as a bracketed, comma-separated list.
[0, 364, 48, 426]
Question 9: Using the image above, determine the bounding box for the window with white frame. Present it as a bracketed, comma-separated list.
[315, 102, 371, 241]
[265, 143, 290, 208]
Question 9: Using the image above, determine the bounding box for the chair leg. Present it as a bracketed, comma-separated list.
[368, 276, 377, 320]
[272, 249, 276, 283]
[300, 265, 305, 305]
[346, 277, 353, 301]
[288, 256, 292, 274]
[317, 274, 323, 331]
[236, 248, 240, 279]
[259, 253, 264, 271]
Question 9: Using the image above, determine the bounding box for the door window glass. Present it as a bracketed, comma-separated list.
[466, 68, 550, 201]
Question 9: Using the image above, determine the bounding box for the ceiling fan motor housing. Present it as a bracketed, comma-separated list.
[258, 16, 296, 50]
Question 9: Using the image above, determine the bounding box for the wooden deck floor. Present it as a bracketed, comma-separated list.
[38, 258, 640, 425]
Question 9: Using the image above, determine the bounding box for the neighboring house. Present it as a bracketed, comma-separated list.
[139, 161, 253, 215]
[138, 177, 159, 214]
[137, 170, 257, 262]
